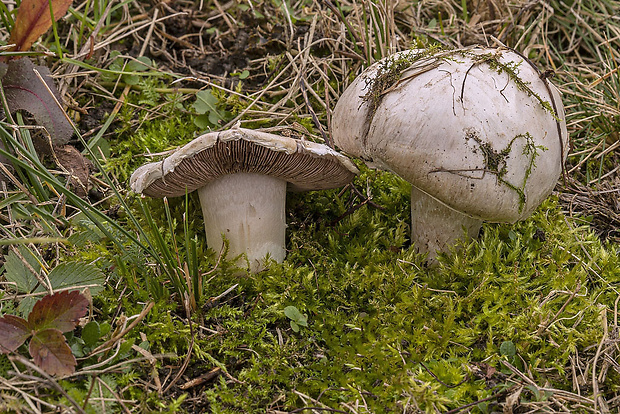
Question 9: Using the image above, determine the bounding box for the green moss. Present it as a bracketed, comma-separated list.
[462, 131, 546, 212]
[52, 157, 619, 412]
[106, 112, 200, 181]
[125, 168, 611, 411]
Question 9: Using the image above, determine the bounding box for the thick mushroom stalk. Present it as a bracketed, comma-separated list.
[332, 47, 569, 261]
[410, 187, 482, 261]
[198, 173, 286, 272]
[130, 127, 358, 273]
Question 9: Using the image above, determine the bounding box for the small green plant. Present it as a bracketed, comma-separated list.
[193, 89, 228, 129]
[2, 250, 105, 316]
[284, 305, 308, 332]
[102, 51, 153, 85]
[69, 320, 110, 357]
[499, 340, 516, 357]
[231, 70, 250, 80]
[0, 290, 89, 376]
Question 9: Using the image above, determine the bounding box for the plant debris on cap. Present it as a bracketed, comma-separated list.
[130, 127, 359, 197]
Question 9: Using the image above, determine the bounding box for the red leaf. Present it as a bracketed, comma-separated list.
[28, 290, 88, 333]
[8, 0, 74, 53]
[0, 315, 31, 353]
[29, 328, 76, 376]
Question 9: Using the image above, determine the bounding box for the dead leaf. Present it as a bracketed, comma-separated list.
[503, 385, 523, 414]
[28, 290, 89, 333]
[8, 0, 74, 53]
[54, 144, 92, 197]
[0, 58, 74, 148]
[0, 314, 31, 353]
[29, 328, 76, 376]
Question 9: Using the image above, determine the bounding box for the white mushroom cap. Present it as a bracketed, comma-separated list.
[131, 127, 358, 197]
[332, 47, 568, 222]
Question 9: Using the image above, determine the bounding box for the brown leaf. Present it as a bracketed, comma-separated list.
[0, 315, 31, 353]
[503, 385, 523, 414]
[28, 290, 89, 333]
[29, 328, 76, 376]
[8, 0, 74, 53]
[55, 145, 92, 197]
[0, 58, 74, 148]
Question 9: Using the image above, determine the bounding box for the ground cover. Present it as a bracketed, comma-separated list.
[0, 0, 619, 412]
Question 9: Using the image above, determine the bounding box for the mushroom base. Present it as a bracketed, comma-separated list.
[198, 173, 287, 273]
[411, 186, 482, 263]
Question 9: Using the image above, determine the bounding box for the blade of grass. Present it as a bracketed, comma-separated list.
[138, 197, 184, 293]
[0, 237, 67, 245]
[183, 192, 200, 305]
[0, 2, 15, 33]
[48, 0, 63, 59]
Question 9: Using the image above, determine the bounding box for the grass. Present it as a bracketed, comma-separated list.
[0, 0, 619, 412]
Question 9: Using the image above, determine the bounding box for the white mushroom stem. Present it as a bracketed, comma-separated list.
[197, 172, 287, 272]
[410, 186, 482, 262]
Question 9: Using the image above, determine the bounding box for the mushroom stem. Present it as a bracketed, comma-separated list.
[197, 173, 287, 272]
[411, 186, 482, 262]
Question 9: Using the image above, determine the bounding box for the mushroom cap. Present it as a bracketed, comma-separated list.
[130, 127, 359, 197]
[332, 47, 569, 223]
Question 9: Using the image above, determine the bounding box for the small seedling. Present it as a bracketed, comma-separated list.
[69, 320, 109, 357]
[284, 306, 308, 333]
[193, 89, 226, 128]
[231, 70, 250, 79]
[0, 290, 89, 376]
[104, 51, 153, 85]
[499, 340, 517, 359]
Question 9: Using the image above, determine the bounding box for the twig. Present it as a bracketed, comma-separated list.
[179, 367, 221, 390]
[97, 376, 132, 414]
[592, 306, 608, 413]
[330, 183, 385, 226]
[288, 408, 347, 413]
[7, 354, 87, 414]
[537, 281, 581, 334]
[92, 301, 155, 354]
[300, 77, 332, 148]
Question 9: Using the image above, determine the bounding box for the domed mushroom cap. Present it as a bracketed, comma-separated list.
[130, 127, 359, 197]
[332, 47, 568, 223]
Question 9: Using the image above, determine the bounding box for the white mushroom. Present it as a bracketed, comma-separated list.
[332, 47, 569, 261]
[131, 127, 358, 272]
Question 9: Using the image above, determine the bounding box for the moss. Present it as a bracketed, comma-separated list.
[465, 131, 546, 212]
[52, 157, 619, 412]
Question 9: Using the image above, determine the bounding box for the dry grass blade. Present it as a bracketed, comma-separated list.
[557, 176, 620, 243]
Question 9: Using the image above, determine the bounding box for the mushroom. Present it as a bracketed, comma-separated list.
[331, 47, 568, 261]
[130, 127, 358, 272]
